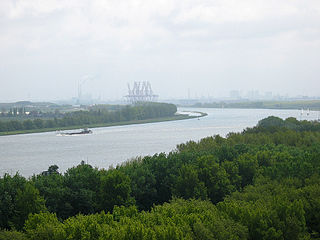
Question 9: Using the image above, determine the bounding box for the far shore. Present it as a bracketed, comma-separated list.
[0, 111, 207, 136]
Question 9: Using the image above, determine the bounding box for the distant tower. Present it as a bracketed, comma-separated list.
[125, 81, 158, 104]
[76, 75, 95, 104]
[77, 79, 86, 105]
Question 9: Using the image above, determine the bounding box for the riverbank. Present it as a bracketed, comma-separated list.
[189, 100, 320, 111]
[0, 111, 207, 136]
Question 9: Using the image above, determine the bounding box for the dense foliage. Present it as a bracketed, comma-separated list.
[0, 102, 177, 133]
[1, 116, 320, 239]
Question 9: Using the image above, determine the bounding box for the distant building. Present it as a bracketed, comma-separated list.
[247, 90, 260, 100]
[229, 90, 241, 99]
[265, 91, 273, 99]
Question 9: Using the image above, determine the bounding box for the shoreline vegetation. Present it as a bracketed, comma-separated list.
[0, 113, 206, 136]
[1, 116, 320, 239]
[0, 102, 207, 136]
[189, 99, 320, 110]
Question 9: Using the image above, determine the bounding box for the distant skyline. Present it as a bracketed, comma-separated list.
[1, 0, 320, 102]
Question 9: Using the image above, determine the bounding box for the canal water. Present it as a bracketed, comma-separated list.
[0, 108, 318, 177]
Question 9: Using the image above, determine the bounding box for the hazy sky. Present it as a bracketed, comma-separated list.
[1, 0, 320, 102]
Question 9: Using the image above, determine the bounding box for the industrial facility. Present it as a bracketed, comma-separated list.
[125, 81, 158, 104]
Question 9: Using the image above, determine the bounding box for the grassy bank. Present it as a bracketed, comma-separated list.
[0, 112, 207, 136]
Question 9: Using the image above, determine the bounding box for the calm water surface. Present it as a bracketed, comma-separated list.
[0, 108, 319, 177]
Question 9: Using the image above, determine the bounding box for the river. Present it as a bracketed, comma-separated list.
[0, 108, 318, 177]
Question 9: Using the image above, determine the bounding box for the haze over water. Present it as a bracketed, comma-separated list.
[0, 108, 318, 177]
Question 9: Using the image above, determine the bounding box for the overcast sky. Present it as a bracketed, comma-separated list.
[0, 0, 320, 102]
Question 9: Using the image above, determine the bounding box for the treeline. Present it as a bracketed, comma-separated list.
[0, 102, 177, 133]
[1, 116, 320, 239]
[246, 115, 320, 133]
[0, 101, 69, 118]
[0, 101, 61, 112]
[0, 108, 63, 118]
[193, 100, 320, 110]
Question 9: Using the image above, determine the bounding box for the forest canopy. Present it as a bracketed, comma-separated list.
[1, 116, 320, 239]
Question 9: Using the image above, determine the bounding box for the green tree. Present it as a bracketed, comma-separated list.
[23, 119, 34, 130]
[237, 153, 258, 188]
[32, 169, 68, 219]
[12, 183, 46, 230]
[197, 155, 234, 203]
[0, 230, 28, 240]
[24, 212, 65, 240]
[99, 170, 134, 212]
[173, 164, 207, 200]
[0, 174, 46, 230]
[63, 163, 100, 216]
